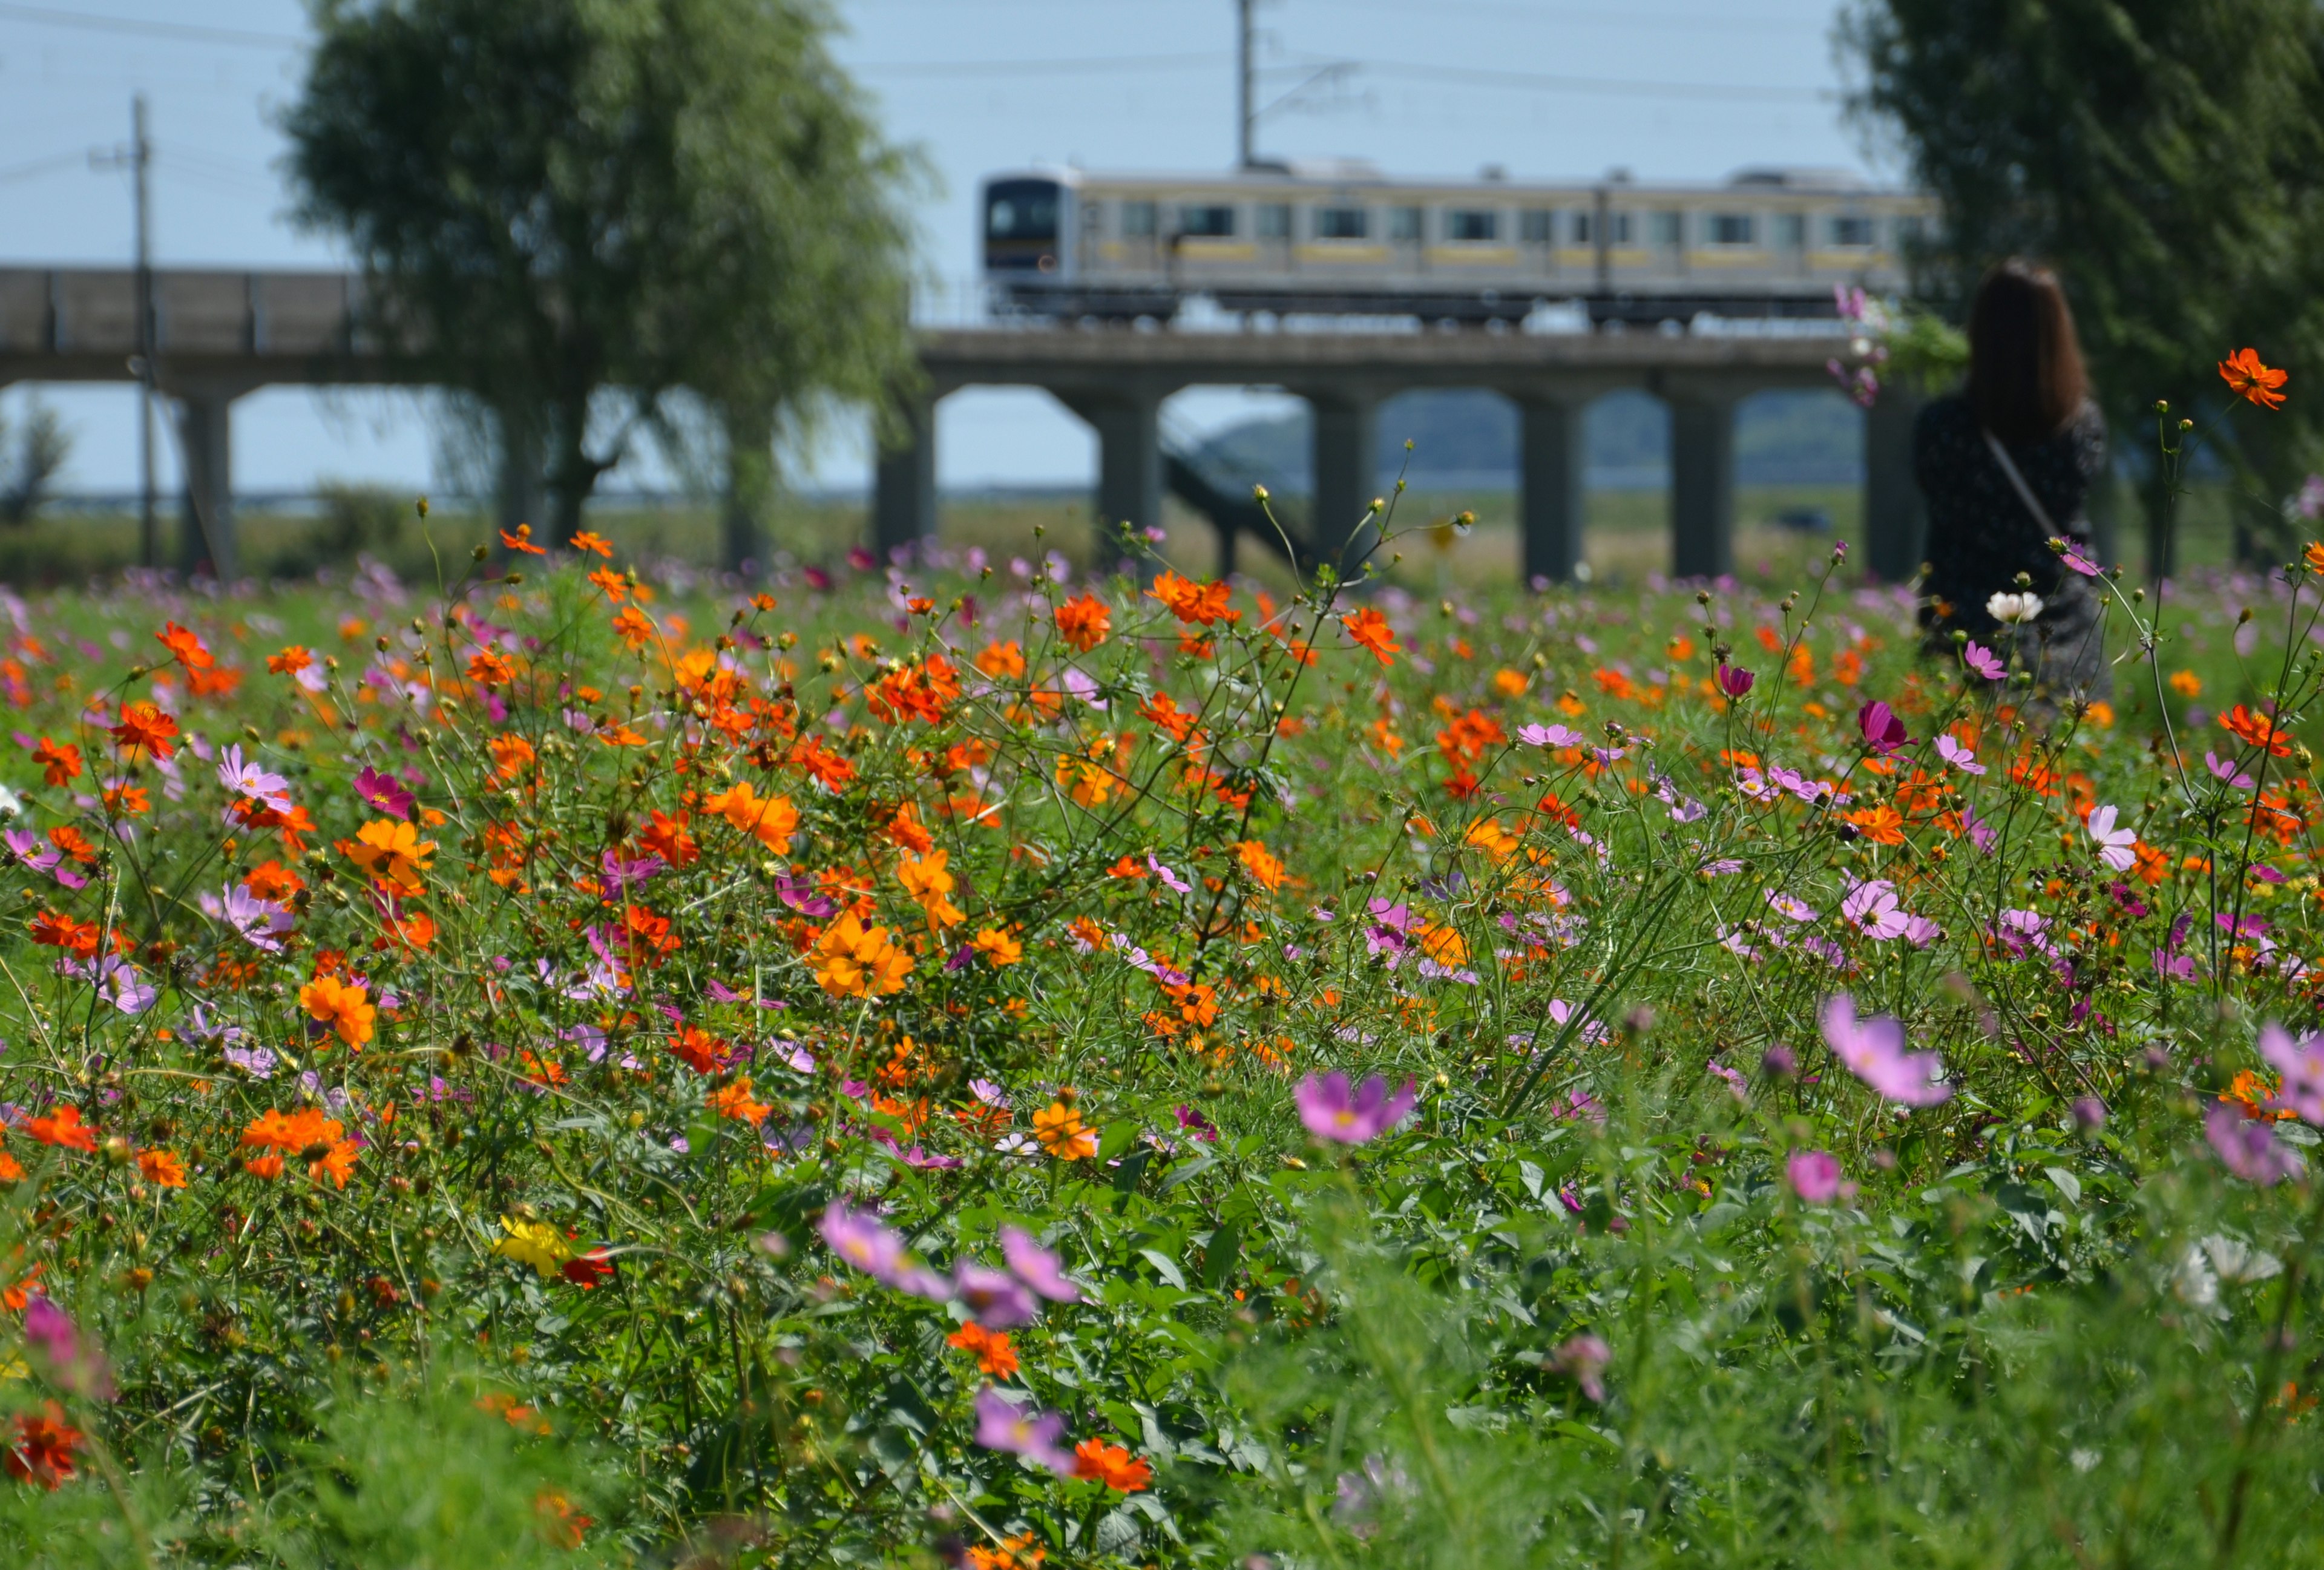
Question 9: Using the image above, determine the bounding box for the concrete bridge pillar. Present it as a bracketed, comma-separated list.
[1515, 394, 1587, 585]
[873, 390, 939, 559]
[1863, 386, 1926, 583]
[1307, 389, 1382, 578]
[173, 389, 239, 582]
[1061, 389, 1163, 574]
[1669, 389, 1737, 580]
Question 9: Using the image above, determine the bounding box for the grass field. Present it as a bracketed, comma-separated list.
[1, 492, 2323, 1566]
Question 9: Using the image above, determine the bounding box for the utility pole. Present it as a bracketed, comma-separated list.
[1237, 0, 1255, 168]
[99, 98, 157, 565]
[131, 95, 155, 570]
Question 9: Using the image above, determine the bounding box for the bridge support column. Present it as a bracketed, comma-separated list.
[873, 392, 939, 560]
[1308, 389, 1381, 578]
[1515, 395, 1587, 585]
[1062, 390, 1163, 576]
[1863, 387, 1925, 583]
[174, 389, 238, 582]
[1669, 389, 1736, 580]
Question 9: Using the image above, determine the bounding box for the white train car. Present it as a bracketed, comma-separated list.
[982, 162, 1934, 326]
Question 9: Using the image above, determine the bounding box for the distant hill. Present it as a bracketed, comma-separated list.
[1188, 387, 1865, 493]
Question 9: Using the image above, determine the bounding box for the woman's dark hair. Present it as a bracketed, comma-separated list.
[1966, 259, 2089, 444]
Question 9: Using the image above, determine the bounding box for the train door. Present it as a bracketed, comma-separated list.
[1390, 203, 1426, 280]
[1257, 200, 1293, 277]
[1773, 211, 1807, 279]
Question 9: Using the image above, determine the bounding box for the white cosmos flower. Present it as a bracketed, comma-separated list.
[1986, 592, 2044, 625]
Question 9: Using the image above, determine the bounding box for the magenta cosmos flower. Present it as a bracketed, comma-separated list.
[1819, 993, 1951, 1106]
[1856, 700, 1908, 757]
[1785, 1149, 1850, 1205]
[951, 1261, 1039, 1329]
[1715, 664, 1755, 699]
[2257, 1022, 2324, 1124]
[1961, 641, 2005, 682]
[817, 1200, 948, 1301]
[973, 1385, 1077, 1474]
[1296, 1072, 1417, 1144]
[1000, 1225, 1082, 1302]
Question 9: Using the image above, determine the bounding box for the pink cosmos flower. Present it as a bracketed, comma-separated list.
[1857, 700, 1908, 757]
[1549, 1334, 1611, 1402]
[1839, 878, 1909, 941]
[2257, 1022, 2324, 1124]
[2206, 1104, 2303, 1186]
[818, 1200, 949, 1301]
[1518, 723, 1586, 749]
[973, 1386, 1077, 1475]
[217, 745, 291, 812]
[1819, 993, 1951, 1106]
[2206, 751, 2256, 790]
[1934, 734, 1986, 775]
[24, 1295, 114, 1401]
[1961, 641, 2005, 681]
[352, 766, 415, 821]
[952, 1261, 1039, 1329]
[1764, 890, 1817, 924]
[1296, 1072, 1417, 1144]
[1785, 1149, 1850, 1204]
[1000, 1225, 1082, 1302]
[2050, 536, 2101, 577]
[2086, 805, 2137, 873]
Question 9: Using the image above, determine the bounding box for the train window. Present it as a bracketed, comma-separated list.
[1611, 212, 1634, 244]
[1571, 211, 1592, 245]
[1707, 214, 1756, 246]
[1257, 203, 1292, 240]
[1773, 213, 1806, 250]
[1519, 209, 1554, 244]
[1650, 211, 1684, 248]
[1180, 204, 1237, 237]
[1388, 206, 1425, 242]
[986, 185, 1060, 240]
[1828, 214, 1875, 247]
[1446, 210, 1498, 242]
[1315, 206, 1368, 239]
[1121, 201, 1158, 238]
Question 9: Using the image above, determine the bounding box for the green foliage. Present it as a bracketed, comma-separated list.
[282, 0, 919, 548]
[0, 396, 71, 528]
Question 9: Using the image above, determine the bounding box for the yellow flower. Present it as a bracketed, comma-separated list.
[813, 915, 914, 997]
[896, 850, 966, 928]
[493, 1216, 574, 1279]
[1032, 1100, 1097, 1160]
[344, 818, 436, 895]
[703, 780, 798, 853]
[973, 928, 1023, 967]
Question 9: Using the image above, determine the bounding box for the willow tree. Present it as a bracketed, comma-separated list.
[1843, 0, 2324, 568]
[284, 0, 919, 557]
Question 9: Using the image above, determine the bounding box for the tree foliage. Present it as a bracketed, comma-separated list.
[1843, 0, 2324, 558]
[282, 0, 919, 550]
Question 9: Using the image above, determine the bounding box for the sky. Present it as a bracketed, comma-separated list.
[0, 0, 1889, 498]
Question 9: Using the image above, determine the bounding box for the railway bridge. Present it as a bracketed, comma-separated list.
[0, 266, 1925, 583]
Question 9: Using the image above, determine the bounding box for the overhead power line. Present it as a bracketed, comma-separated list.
[1347, 58, 1833, 102]
[0, 2, 303, 50]
[855, 50, 1229, 78]
[0, 148, 84, 184]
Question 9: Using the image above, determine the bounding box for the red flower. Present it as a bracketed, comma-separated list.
[2219, 347, 2288, 410]
[4, 1402, 82, 1490]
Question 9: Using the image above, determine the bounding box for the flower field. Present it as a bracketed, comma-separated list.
[7, 475, 2324, 1566]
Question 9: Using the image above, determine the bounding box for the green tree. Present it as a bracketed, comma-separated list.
[283, 0, 919, 557]
[1842, 0, 2324, 570]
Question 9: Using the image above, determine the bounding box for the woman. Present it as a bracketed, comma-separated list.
[1915, 259, 2109, 703]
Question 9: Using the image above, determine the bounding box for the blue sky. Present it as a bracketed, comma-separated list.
[0, 0, 1883, 498]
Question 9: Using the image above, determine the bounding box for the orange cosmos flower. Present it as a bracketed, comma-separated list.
[1341, 606, 1400, 665]
[1031, 1099, 1097, 1160]
[110, 700, 179, 761]
[2221, 703, 2293, 758]
[1071, 1439, 1153, 1493]
[897, 849, 966, 928]
[1147, 572, 1238, 626]
[155, 620, 214, 670]
[136, 1148, 188, 1188]
[812, 914, 913, 997]
[706, 1077, 772, 1125]
[29, 736, 81, 786]
[586, 567, 628, 603]
[4, 1402, 83, 1491]
[343, 818, 436, 895]
[976, 640, 1026, 678]
[2219, 347, 2288, 410]
[1054, 595, 1112, 651]
[28, 911, 100, 957]
[266, 645, 315, 676]
[500, 523, 547, 555]
[300, 974, 377, 1049]
[703, 780, 798, 853]
[973, 927, 1023, 966]
[1234, 839, 1286, 890]
[611, 605, 657, 650]
[967, 1532, 1046, 1570]
[946, 1322, 1020, 1378]
[1844, 804, 1907, 847]
[241, 1106, 358, 1185]
[467, 648, 516, 688]
[25, 1105, 96, 1152]
[570, 530, 613, 558]
[0, 1151, 22, 1183]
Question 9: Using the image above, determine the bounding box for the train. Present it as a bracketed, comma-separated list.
[981, 161, 1934, 326]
